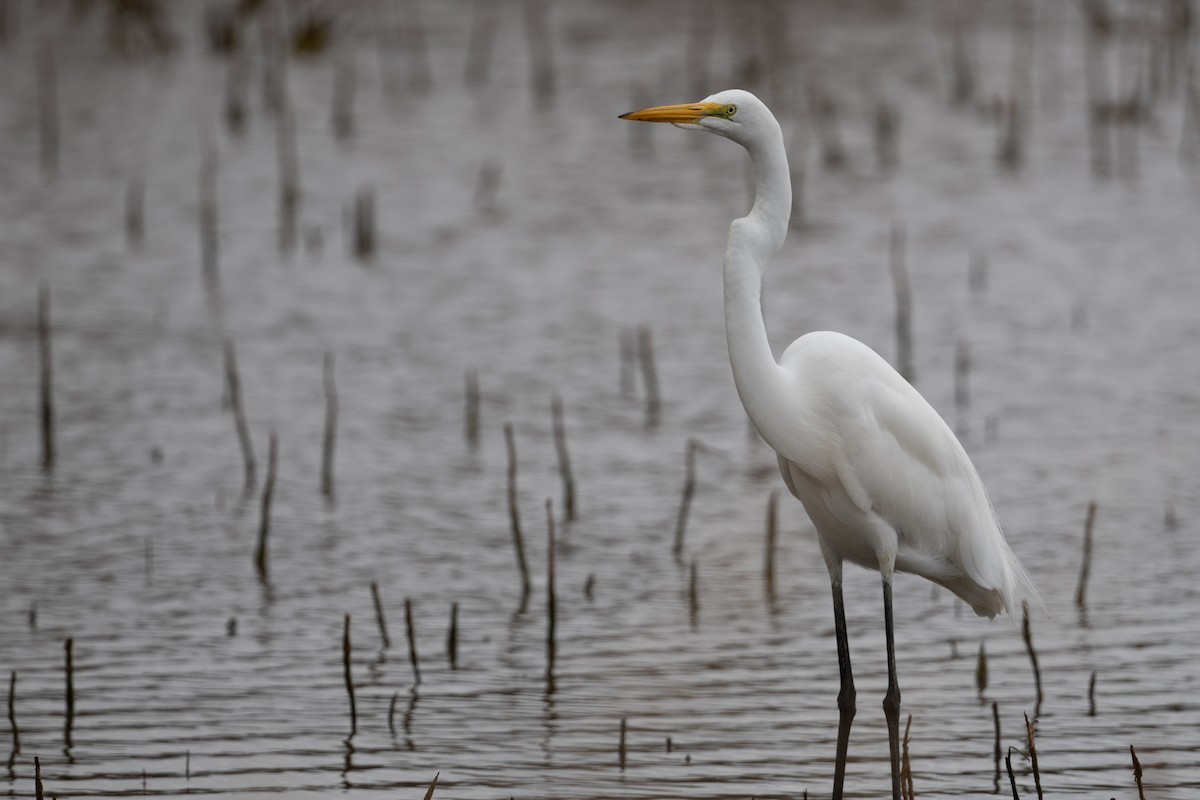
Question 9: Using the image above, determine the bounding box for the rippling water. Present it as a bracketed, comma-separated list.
[2, 2, 1199, 798]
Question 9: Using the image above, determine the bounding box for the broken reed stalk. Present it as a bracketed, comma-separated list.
[688, 559, 699, 629]
[446, 602, 458, 670]
[619, 328, 637, 397]
[551, 394, 576, 522]
[370, 581, 390, 648]
[1088, 670, 1097, 716]
[405, 598, 421, 685]
[672, 438, 700, 562]
[254, 432, 278, 581]
[463, 0, 497, 88]
[889, 222, 915, 383]
[125, 177, 144, 249]
[1025, 713, 1043, 799]
[1074, 501, 1098, 609]
[900, 713, 914, 800]
[976, 642, 988, 696]
[38, 283, 54, 472]
[34, 755, 44, 800]
[463, 370, 480, 449]
[992, 701, 1001, 793]
[64, 637, 74, 748]
[321, 352, 337, 505]
[618, 717, 627, 770]
[423, 772, 439, 800]
[522, 0, 555, 109]
[764, 489, 778, 597]
[545, 499, 557, 673]
[504, 423, 532, 604]
[7, 670, 18, 755]
[331, 54, 355, 141]
[1005, 746, 1019, 800]
[637, 326, 660, 427]
[199, 147, 219, 294]
[1130, 744, 1145, 800]
[37, 44, 58, 180]
[387, 691, 398, 735]
[352, 186, 376, 261]
[342, 613, 357, 734]
[1022, 601, 1042, 717]
[223, 341, 256, 494]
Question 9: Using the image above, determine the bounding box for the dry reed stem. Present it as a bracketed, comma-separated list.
[992, 701, 1001, 793]
[423, 772, 439, 800]
[1025, 712, 1043, 799]
[370, 581, 390, 648]
[1074, 501, 1098, 609]
[7, 671, 18, 755]
[672, 438, 703, 561]
[64, 638, 74, 748]
[388, 691, 398, 735]
[545, 499, 557, 676]
[976, 642, 988, 696]
[254, 432, 278, 581]
[352, 187, 376, 261]
[38, 283, 54, 472]
[463, 370, 480, 449]
[446, 602, 458, 670]
[405, 598, 421, 685]
[199, 147, 219, 293]
[618, 717, 627, 770]
[551, 395, 576, 521]
[900, 713, 914, 800]
[342, 613, 357, 734]
[1022, 601, 1042, 717]
[764, 489, 778, 598]
[688, 559, 699, 629]
[34, 755, 44, 800]
[321, 353, 337, 504]
[504, 423, 531, 604]
[1088, 670, 1097, 716]
[1131, 744, 1145, 799]
[637, 326, 660, 427]
[223, 341, 256, 494]
[1005, 746, 1020, 799]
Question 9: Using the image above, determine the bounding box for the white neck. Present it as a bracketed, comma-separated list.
[723, 121, 792, 439]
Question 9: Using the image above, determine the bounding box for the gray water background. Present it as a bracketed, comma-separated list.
[1, 1, 1198, 797]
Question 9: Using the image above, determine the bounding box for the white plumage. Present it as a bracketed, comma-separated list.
[622, 88, 1038, 800]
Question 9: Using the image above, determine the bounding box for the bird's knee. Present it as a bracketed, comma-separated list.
[882, 686, 901, 717]
[837, 686, 856, 715]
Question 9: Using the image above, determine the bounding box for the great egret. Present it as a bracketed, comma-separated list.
[621, 90, 1038, 800]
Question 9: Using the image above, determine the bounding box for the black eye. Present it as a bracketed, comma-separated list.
[726, 104, 738, 116]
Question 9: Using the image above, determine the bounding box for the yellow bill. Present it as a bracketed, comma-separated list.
[619, 102, 728, 123]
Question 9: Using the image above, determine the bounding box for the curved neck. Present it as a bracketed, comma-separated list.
[723, 122, 792, 437]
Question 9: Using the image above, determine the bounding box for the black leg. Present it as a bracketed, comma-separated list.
[882, 570, 902, 800]
[831, 574, 855, 800]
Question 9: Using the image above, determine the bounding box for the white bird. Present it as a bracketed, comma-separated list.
[621, 89, 1038, 800]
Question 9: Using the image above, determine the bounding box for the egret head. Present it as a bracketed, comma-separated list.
[619, 89, 776, 149]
